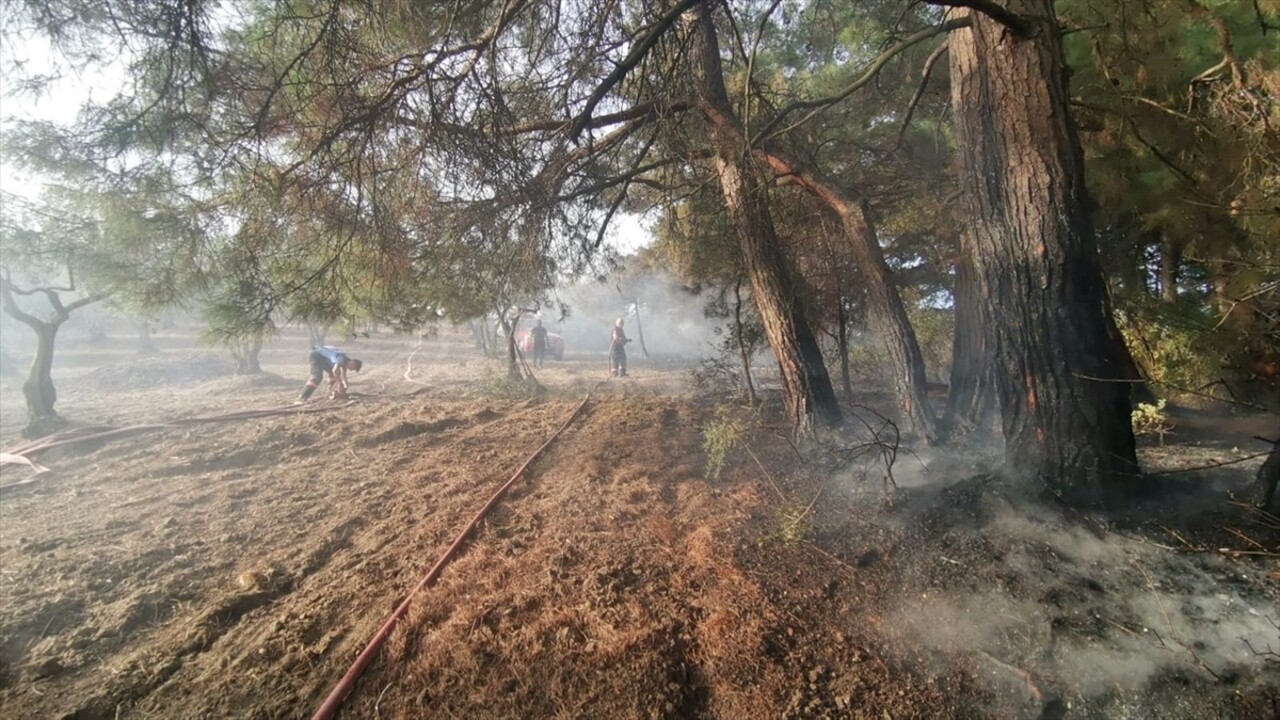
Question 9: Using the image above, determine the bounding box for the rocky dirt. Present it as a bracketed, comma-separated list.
[0, 323, 1276, 719]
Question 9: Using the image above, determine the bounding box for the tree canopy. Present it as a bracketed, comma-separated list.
[1, 0, 1276, 486]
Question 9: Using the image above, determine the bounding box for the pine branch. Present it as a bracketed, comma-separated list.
[923, 0, 1036, 38]
[752, 18, 970, 145]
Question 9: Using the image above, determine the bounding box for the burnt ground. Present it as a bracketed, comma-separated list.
[0, 323, 1277, 719]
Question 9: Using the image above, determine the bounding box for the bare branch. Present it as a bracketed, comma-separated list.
[891, 39, 950, 152]
[923, 0, 1036, 38]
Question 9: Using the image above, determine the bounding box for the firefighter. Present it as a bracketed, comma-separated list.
[609, 317, 630, 377]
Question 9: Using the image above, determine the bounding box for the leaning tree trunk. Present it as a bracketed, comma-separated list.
[836, 202, 941, 442]
[737, 120, 941, 440]
[691, 4, 842, 434]
[948, 2, 1139, 501]
[945, 236, 996, 435]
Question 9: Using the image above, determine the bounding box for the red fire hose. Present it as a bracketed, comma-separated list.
[310, 383, 601, 720]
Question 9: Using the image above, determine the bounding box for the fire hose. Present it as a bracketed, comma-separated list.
[0, 401, 355, 489]
[310, 381, 602, 720]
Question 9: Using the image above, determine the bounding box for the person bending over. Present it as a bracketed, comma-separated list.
[297, 346, 363, 402]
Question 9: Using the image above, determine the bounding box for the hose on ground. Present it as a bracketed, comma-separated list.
[310, 382, 602, 720]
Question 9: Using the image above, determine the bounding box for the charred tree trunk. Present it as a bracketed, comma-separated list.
[732, 279, 759, 406]
[691, 5, 842, 435]
[948, 2, 1139, 502]
[945, 238, 996, 434]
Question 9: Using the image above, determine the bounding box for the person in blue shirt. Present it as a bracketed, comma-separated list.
[297, 346, 363, 402]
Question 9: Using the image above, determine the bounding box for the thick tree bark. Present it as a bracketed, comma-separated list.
[948, 2, 1139, 501]
[690, 4, 842, 434]
[1253, 439, 1279, 511]
[945, 236, 996, 434]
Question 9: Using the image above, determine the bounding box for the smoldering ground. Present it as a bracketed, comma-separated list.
[813, 428, 1280, 719]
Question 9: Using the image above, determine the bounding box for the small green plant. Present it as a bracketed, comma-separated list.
[1131, 399, 1173, 444]
[702, 405, 745, 480]
[775, 502, 814, 546]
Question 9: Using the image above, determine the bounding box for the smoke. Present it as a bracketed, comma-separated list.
[555, 271, 723, 359]
[879, 480, 1280, 713]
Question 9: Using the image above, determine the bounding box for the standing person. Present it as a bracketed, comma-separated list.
[530, 319, 549, 368]
[297, 345, 363, 402]
[610, 317, 630, 377]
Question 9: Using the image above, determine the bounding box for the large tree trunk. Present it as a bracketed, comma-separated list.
[690, 4, 842, 435]
[948, 2, 1139, 502]
[835, 203, 941, 442]
[945, 237, 996, 434]
[732, 130, 941, 440]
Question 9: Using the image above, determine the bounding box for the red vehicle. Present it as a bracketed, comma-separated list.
[515, 321, 565, 361]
